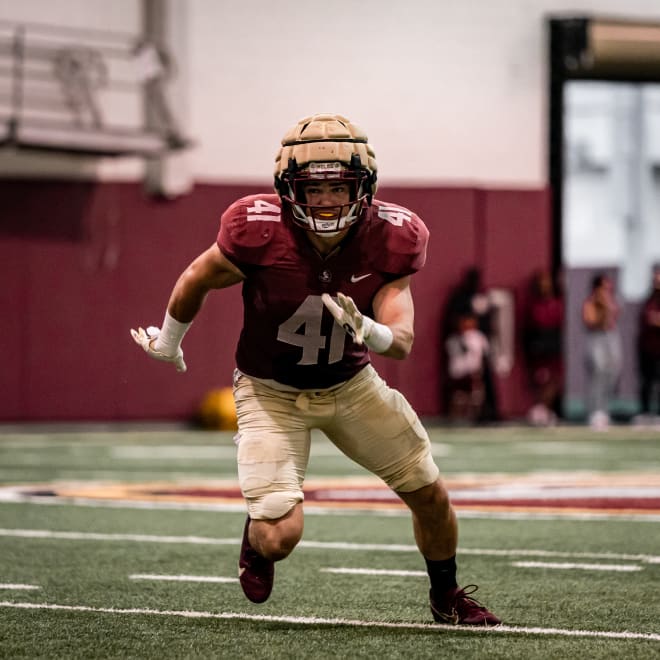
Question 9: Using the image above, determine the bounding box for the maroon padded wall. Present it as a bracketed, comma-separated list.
[478, 188, 553, 417]
[1, 180, 551, 421]
[370, 186, 480, 416]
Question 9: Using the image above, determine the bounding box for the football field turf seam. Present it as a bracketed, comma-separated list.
[0, 601, 658, 642]
[1, 527, 658, 563]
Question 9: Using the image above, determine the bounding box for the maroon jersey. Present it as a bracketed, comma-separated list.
[217, 193, 428, 389]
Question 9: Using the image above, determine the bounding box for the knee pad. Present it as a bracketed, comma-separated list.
[247, 490, 303, 520]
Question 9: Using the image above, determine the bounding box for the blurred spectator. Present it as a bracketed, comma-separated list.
[443, 267, 500, 422]
[582, 273, 622, 431]
[635, 266, 660, 423]
[523, 269, 564, 426]
[445, 312, 490, 423]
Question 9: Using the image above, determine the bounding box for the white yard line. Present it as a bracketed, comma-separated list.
[0, 528, 239, 545]
[0, 584, 40, 590]
[1, 528, 659, 564]
[130, 574, 238, 583]
[457, 509, 660, 523]
[511, 561, 642, 572]
[110, 444, 359, 459]
[0, 492, 245, 513]
[111, 446, 237, 459]
[321, 568, 427, 577]
[130, 563, 644, 583]
[0, 601, 658, 642]
[0, 470, 240, 480]
[322, 563, 643, 576]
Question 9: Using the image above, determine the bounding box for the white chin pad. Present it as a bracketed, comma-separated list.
[313, 218, 341, 233]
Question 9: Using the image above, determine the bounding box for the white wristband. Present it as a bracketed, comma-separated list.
[362, 316, 394, 353]
[153, 311, 191, 355]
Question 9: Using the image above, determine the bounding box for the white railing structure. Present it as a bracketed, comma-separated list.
[0, 20, 189, 158]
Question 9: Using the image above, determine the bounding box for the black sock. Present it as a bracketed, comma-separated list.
[425, 555, 458, 597]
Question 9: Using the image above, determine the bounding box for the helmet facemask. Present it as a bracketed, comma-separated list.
[280, 158, 372, 235]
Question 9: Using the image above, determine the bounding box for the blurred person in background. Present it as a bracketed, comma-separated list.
[443, 267, 500, 422]
[634, 266, 660, 425]
[582, 273, 622, 431]
[445, 312, 490, 424]
[523, 269, 564, 426]
[131, 113, 500, 626]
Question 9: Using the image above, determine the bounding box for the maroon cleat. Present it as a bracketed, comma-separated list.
[430, 585, 501, 626]
[238, 516, 274, 603]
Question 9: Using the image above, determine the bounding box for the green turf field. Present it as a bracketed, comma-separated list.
[0, 424, 659, 659]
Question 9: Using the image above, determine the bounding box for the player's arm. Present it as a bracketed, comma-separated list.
[583, 295, 612, 330]
[582, 297, 598, 329]
[321, 276, 415, 360]
[167, 243, 245, 322]
[131, 244, 245, 372]
[371, 276, 415, 359]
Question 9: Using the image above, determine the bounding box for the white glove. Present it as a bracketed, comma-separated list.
[130, 325, 187, 372]
[322, 292, 394, 353]
[321, 292, 371, 344]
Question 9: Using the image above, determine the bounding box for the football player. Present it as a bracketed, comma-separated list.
[131, 113, 500, 625]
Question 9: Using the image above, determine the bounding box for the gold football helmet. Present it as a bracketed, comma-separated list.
[274, 113, 377, 234]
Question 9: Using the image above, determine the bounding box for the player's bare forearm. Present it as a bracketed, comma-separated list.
[167, 244, 245, 323]
[377, 320, 414, 359]
[373, 277, 415, 360]
[385, 325, 414, 359]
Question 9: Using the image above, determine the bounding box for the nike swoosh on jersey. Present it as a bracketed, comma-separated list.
[350, 273, 372, 283]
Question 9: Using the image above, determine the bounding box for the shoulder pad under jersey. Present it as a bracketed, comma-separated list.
[367, 199, 429, 276]
[217, 194, 288, 267]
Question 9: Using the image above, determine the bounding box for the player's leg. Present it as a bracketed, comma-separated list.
[233, 372, 310, 602]
[238, 504, 303, 604]
[396, 480, 498, 625]
[396, 479, 457, 562]
[586, 334, 608, 427]
[247, 502, 304, 561]
[325, 365, 500, 625]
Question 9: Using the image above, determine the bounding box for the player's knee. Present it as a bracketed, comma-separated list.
[408, 479, 452, 513]
[247, 491, 303, 560]
[388, 454, 439, 493]
[248, 490, 302, 521]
